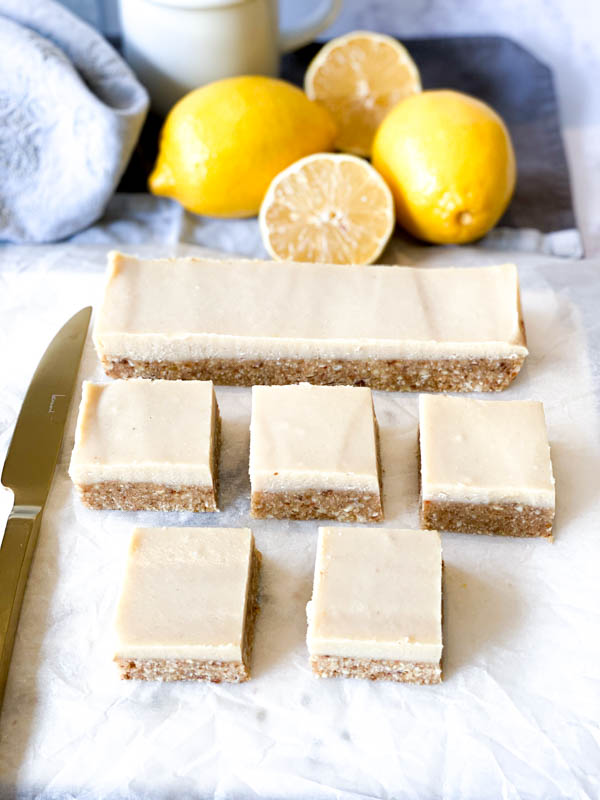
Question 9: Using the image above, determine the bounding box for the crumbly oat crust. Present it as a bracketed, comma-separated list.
[115, 547, 261, 682]
[310, 654, 441, 684]
[77, 410, 221, 512]
[422, 498, 554, 538]
[251, 489, 383, 522]
[101, 354, 525, 392]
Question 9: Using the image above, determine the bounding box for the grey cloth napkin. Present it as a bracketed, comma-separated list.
[0, 0, 148, 243]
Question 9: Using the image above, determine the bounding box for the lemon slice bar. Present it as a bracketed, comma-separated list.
[93, 252, 528, 392]
[307, 527, 443, 684]
[114, 527, 261, 682]
[249, 384, 383, 523]
[68, 379, 220, 512]
[419, 395, 555, 538]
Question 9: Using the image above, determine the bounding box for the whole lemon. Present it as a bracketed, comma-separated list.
[149, 76, 337, 217]
[372, 90, 516, 244]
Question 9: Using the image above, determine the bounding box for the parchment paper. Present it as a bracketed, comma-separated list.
[0, 244, 599, 800]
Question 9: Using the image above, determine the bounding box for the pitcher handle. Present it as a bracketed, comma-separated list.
[278, 0, 342, 54]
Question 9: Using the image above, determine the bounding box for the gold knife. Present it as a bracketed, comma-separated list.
[0, 306, 91, 712]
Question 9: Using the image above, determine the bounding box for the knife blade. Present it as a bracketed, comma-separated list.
[0, 306, 91, 711]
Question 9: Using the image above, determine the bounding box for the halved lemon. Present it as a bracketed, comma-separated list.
[304, 31, 421, 156]
[259, 153, 395, 264]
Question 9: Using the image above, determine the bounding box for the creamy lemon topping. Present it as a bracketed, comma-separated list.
[69, 379, 216, 487]
[307, 527, 442, 663]
[420, 395, 555, 507]
[94, 252, 528, 362]
[114, 527, 253, 662]
[250, 384, 380, 493]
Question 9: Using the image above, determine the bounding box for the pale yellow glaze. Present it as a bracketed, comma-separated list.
[68, 379, 216, 486]
[419, 395, 555, 506]
[307, 527, 443, 663]
[114, 527, 253, 661]
[249, 384, 380, 492]
[93, 252, 528, 362]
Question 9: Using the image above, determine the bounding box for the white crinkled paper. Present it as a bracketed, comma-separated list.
[0, 244, 599, 800]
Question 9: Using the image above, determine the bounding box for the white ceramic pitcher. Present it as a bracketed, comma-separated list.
[119, 0, 342, 115]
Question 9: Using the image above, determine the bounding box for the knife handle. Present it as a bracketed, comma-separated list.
[0, 506, 42, 710]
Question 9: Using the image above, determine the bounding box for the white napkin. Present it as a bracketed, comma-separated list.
[0, 0, 148, 243]
[0, 245, 599, 799]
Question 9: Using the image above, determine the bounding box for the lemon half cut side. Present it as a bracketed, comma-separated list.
[305, 31, 421, 157]
[259, 152, 395, 265]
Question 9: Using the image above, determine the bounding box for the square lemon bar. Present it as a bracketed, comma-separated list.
[114, 527, 261, 682]
[69, 379, 220, 511]
[307, 527, 443, 684]
[419, 395, 555, 538]
[249, 383, 383, 522]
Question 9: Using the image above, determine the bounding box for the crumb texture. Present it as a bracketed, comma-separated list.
[422, 499, 554, 538]
[114, 656, 249, 682]
[310, 655, 441, 684]
[102, 354, 525, 392]
[251, 489, 383, 523]
[79, 482, 217, 512]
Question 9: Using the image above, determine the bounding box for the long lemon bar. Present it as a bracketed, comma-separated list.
[94, 252, 528, 392]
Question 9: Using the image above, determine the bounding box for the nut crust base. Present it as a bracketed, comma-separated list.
[251, 488, 383, 523]
[422, 498, 554, 538]
[310, 655, 441, 684]
[101, 354, 525, 393]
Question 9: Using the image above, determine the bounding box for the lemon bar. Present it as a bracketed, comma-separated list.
[68, 379, 220, 511]
[249, 384, 383, 522]
[93, 252, 527, 392]
[307, 527, 443, 684]
[419, 395, 555, 538]
[114, 527, 261, 682]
